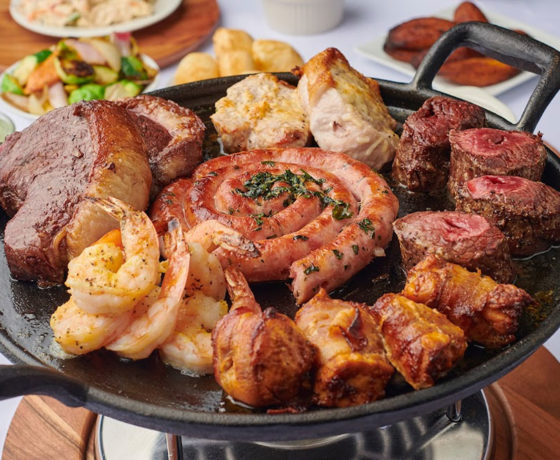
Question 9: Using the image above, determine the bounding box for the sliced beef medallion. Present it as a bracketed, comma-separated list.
[448, 128, 546, 197]
[392, 96, 485, 192]
[117, 95, 205, 197]
[0, 101, 152, 285]
[393, 210, 514, 283]
[456, 175, 560, 256]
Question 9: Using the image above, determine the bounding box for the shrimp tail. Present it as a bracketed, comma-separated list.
[224, 267, 260, 313]
[216, 233, 260, 258]
[87, 196, 128, 221]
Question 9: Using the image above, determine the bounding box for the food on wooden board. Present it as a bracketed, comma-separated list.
[402, 255, 533, 348]
[392, 96, 485, 191]
[393, 210, 514, 283]
[456, 175, 560, 256]
[211, 73, 310, 152]
[295, 47, 399, 170]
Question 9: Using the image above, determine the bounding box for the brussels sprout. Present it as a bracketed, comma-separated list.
[1, 74, 24, 95]
[68, 84, 105, 104]
[54, 57, 94, 85]
[104, 80, 142, 100]
[121, 56, 147, 80]
[93, 66, 118, 85]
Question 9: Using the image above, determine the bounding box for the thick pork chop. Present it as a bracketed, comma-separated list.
[0, 100, 152, 284]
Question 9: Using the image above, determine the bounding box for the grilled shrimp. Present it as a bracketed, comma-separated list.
[66, 197, 160, 315]
[106, 222, 190, 360]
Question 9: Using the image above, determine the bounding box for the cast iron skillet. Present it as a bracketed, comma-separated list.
[1, 23, 560, 442]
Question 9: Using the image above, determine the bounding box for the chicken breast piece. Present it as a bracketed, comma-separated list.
[210, 73, 311, 153]
[296, 48, 399, 170]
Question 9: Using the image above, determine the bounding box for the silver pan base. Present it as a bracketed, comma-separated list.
[96, 390, 492, 460]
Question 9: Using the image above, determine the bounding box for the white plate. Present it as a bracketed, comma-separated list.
[355, 7, 560, 96]
[0, 54, 160, 120]
[9, 0, 181, 38]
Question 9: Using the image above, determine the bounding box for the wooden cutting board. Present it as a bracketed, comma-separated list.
[3, 346, 560, 460]
[0, 0, 220, 71]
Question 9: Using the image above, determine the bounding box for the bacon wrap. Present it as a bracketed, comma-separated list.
[150, 148, 399, 303]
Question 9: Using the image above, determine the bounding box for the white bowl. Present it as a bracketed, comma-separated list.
[0, 54, 160, 121]
[261, 0, 345, 35]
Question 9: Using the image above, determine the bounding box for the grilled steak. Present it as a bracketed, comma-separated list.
[456, 175, 560, 256]
[0, 101, 152, 284]
[448, 128, 546, 197]
[117, 95, 205, 197]
[393, 210, 514, 283]
[392, 96, 485, 191]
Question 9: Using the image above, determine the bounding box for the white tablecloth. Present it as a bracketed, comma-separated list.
[2, 0, 560, 452]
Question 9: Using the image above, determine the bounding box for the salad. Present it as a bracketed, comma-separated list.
[0, 33, 158, 116]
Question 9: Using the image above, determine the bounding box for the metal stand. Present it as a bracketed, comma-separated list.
[96, 391, 492, 460]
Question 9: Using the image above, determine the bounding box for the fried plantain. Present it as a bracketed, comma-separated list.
[453, 1, 488, 23]
[438, 57, 520, 86]
[409, 46, 482, 68]
[384, 17, 455, 51]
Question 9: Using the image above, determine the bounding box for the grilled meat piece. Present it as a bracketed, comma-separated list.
[402, 255, 533, 348]
[213, 268, 315, 407]
[392, 96, 485, 191]
[370, 293, 467, 390]
[211, 73, 310, 153]
[296, 48, 399, 170]
[117, 95, 205, 197]
[0, 101, 151, 284]
[295, 289, 394, 407]
[393, 210, 514, 283]
[448, 128, 546, 197]
[456, 175, 560, 256]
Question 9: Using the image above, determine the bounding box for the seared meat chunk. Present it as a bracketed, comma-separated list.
[117, 95, 205, 196]
[296, 48, 399, 170]
[213, 268, 315, 407]
[402, 255, 533, 348]
[393, 210, 514, 283]
[211, 73, 310, 153]
[448, 128, 546, 197]
[370, 293, 467, 390]
[295, 289, 394, 407]
[456, 175, 560, 256]
[392, 96, 485, 191]
[0, 101, 151, 284]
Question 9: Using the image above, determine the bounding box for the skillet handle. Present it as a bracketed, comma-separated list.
[411, 21, 560, 132]
[0, 364, 87, 407]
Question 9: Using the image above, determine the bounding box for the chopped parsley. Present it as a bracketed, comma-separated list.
[207, 171, 218, 177]
[304, 264, 320, 275]
[332, 249, 343, 260]
[233, 169, 353, 220]
[352, 244, 359, 255]
[293, 235, 309, 241]
[358, 218, 376, 238]
[261, 160, 276, 166]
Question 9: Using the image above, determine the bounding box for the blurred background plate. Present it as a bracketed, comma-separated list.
[9, 0, 181, 38]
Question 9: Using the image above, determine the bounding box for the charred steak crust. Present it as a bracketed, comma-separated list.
[392, 96, 485, 192]
[448, 128, 546, 197]
[0, 101, 152, 284]
[117, 95, 205, 196]
[393, 210, 514, 283]
[456, 175, 560, 256]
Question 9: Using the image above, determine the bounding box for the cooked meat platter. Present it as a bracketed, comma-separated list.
[0, 23, 560, 441]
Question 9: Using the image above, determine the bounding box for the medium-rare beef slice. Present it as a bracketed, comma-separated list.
[392, 96, 485, 191]
[0, 100, 151, 284]
[117, 95, 205, 197]
[456, 175, 560, 256]
[448, 128, 546, 197]
[393, 210, 514, 283]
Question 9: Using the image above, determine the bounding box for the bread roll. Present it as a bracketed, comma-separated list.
[252, 40, 304, 72]
[213, 28, 254, 57]
[173, 52, 219, 84]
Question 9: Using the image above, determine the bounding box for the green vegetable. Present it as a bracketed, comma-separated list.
[304, 264, 320, 275]
[54, 57, 94, 84]
[104, 80, 142, 100]
[93, 66, 118, 85]
[121, 56, 147, 80]
[1, 74, 24, 95]
[13, 55, 39, 85]
[33, 49, 52, 63]
[68, 84, 105, 104]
